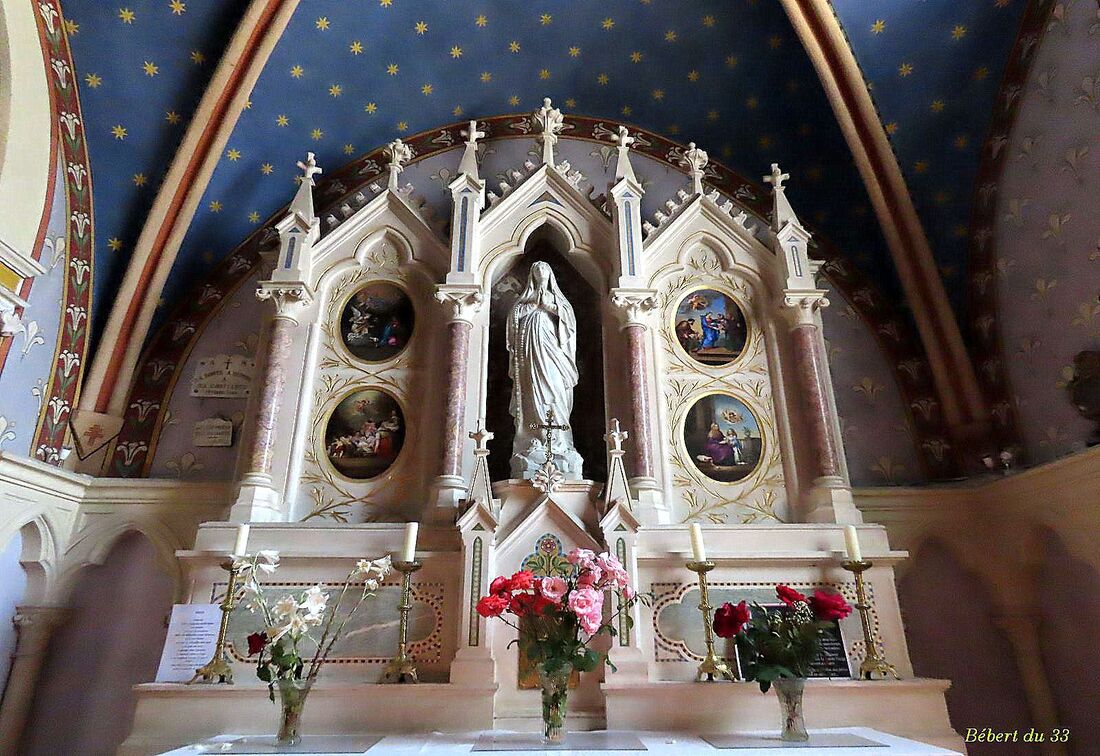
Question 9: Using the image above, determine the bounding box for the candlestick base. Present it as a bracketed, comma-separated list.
[840, 559, 900, 681]
[188, 558, 241, 685]
[382, 560, 422, 684]
[686, 560, 738, 683]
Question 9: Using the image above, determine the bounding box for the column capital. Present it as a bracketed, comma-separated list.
[256, 281, 314, 322]
[610, 288, 659, 328]
[780, 289, 830, 328]
[434, 284, 485, 324]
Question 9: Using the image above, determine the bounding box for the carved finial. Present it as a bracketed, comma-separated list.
[296, 152, 323, 185]
[457, 120, 486, 179]
[605, 418, 629, 454]
[609, 126, 638, 183]
[384, 139, 413, 190]
[679, 142, 709, 195]
[469, 424, 494, 452]
[532, 97, 565, 165]
[764, 163, 790, 192]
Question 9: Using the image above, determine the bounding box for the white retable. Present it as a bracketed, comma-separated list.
[159, 728, 962, 755]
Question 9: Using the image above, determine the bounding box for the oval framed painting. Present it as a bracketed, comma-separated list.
[339, 282, 415, 362]
[323, 389, 406, 480]
[682, 393, 763, 483]
[672, 289, 748, 367]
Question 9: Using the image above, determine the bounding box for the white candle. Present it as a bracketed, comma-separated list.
[401, 522, 419, 563]
[232, 524, 250, 557]
[844, 525, 862, 562]
[689, 523, 707, 563]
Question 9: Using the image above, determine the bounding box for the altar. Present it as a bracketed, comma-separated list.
[121, 101, 965, 756]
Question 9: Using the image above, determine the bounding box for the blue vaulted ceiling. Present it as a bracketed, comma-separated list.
[56, 1, 1030, 347]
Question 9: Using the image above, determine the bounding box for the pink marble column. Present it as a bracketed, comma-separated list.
[441, 319, 473, 478]
[248, 314, 295, 476]
[623, 323, 655, 480]
[789, 323, 840, 480]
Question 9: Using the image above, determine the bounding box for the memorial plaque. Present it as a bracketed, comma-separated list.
[193, 417, 234, 447]
[155, 604, 220, 682]
[734, 604, 851, 679]
[191, 354, 255, 398]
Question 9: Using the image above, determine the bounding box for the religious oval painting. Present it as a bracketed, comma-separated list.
[339, 282, 414, 362]
[674, 289, 748, 366]
[683, 393, 763, 483]
[324, 389, 405, 479]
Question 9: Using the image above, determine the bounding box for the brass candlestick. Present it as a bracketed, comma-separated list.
[189, 558, 242, 684]
[686, 560, 738, 682]
[381, 560, 422, 683]
[841, 559, 899, 680]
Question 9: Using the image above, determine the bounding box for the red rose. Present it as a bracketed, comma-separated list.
[713, 601, 751, 638]
[476, 594, 509, 617]
[776, 585, 807, 607]
[489, 576, 512, 595]
[808, 589, 852, 621]
[509, 570, 535, 591]
[246, 632, 268, 656]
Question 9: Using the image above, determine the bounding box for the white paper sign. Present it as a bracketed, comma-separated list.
[155, 604, 221, 682]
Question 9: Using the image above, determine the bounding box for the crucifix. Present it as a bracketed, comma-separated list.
[296, 152, 323, 185]
[764, 162, 789, 192]
[529, 407, 570, 466]
[605, 418, 629, 454]
[461, 120, 486, 146]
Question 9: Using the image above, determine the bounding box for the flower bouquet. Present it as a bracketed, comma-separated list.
[714, 585, 852, 742]
[476, 548, 646, 743]
[235, 551, 392, 746]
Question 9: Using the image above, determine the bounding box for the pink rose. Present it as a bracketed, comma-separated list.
[621, 585, 636, 601]
[577, 609, 602, 635]
[567, 548, 596, 567]
[540, 576, 568, 603]
[576, 569, 599, 588]
[596, 553, 623, 575]
[568, 587, 603, 621]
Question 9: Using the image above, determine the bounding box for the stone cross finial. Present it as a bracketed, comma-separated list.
[765, 163, 790, 191]
[680, 142, 709, 195]
[461, 120, 486, 146]
[609, 126, 638, 183]
[469, 425, 494, 452]
[532, 97, 565, 165]
[614, 126, 635, 150]
[605, 418, 629, 453]
[384, 139, 413, 190]
[296, 152, 322, 185]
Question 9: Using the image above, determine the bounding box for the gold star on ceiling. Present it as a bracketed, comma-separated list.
[707, 109, 719, 121]
[84, 73, 102, 88]
[260, 163, 274, 174]
[974, 66, 989, 80]
[111, 124, 127, 139]
[665, 30, 677, 42]
[343, 144, 355, 154]
[565, 98, 576, 108]
[290, 65, 304, 78]
[475, 14, 487, 27]
[453, 105, 463, 116]
[480, 72, 492, 82]
[539, 69, 550, 80]
[702, 15, 715, 27]
[568, 46, 580, 57]
[621, 105, 632, 116]
[165, 111, 180, 124]
[142, 60, 159, 76]
[768, 35, 782, 49]
[226, 148, 241, 161]
[311, 128, 323, 140]
[64, 19, 78, 35]
[364, 102, 378, 114]
[379, 0, 391, 6]
[387, 63, 399, 75]
[118, 8, 135, 24]
[914, 160, 929, 173]
[132, 173, 146, 186]
[602, 18, 615, 30]
[898, 62, 914, 77]
[350, 40, 363, 54]
[108, 238, 123, 251]
[329, 84, 342, 97]
[884, 122, 898, 135]
[687, 70, 700, 82]
[508, 95, 520, 106]
[597, 73, 609, 85]
[951, 25, 967, 40]
[415, 21, 427, 34]
[190, 51, 205, 64]
[652, 89, 664, 100]
[871, 19, 885, 34]
[954, 134, 969, 149]
[169, 0, 185, 15]
[509, 41, 521, 53]
[315, 17, 330, 31]
[396, 121, 408, 131]
[249, 211, 261, 223]
[540, 13, 552, 25]
[629, 51, 642, 63]
[725, 54, 738, 67]
[931, 100, 945, 112]
[209, 200, 222, 212]
[451, 45, 463, 58]
[276, 114, 289, 126]
[746, 96, 759, 109]
[421, 83, 433, 94]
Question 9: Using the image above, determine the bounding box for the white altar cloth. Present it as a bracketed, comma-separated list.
[159, 728, 961, 755]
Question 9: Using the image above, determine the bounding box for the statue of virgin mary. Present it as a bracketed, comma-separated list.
[506, 261, 584, 479]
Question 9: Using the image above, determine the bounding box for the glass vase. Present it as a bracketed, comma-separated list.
[774, 677, 809, 742]
[538, 667, 570, 745]
[275, 677, 313, 747]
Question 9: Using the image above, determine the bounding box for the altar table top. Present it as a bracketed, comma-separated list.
[160, 728, 961, 755]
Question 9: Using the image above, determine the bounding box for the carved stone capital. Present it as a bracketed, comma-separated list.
[434, 284, 485, 324]
[780, 290, 830, 328]
[610, 288, 659, 328]
[256, 281, 314, 322]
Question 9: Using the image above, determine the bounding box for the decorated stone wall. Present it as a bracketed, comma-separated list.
[991, 3, 1100, 465]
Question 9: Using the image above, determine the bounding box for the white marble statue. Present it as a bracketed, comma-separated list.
[506, 261, 584, 479]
